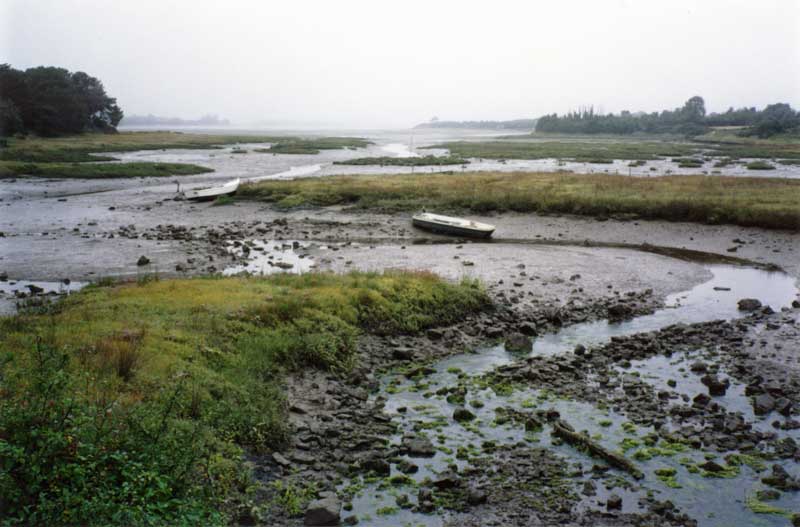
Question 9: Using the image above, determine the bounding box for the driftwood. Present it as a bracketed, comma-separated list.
[551, 419, 644, 479]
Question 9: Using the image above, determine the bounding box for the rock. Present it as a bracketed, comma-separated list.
[701, 375, 730, 396]
[692, 393, 711, 406]
[397, 459, 419, 474]
[776, 398, 793, 416]
[392, 347, 414, 360]
[582, 480, 597, 496]
[453, 407, 476, 423]
[753, 393, 776, 415]
[761, 464, 800, 491]
[342, 515, 359, 525]
[26, 284, 44, 294]
[607, 304, 632, 320]
[401, 436, 436, 457]
[304, 496, 341, 526]
[272, 452, 291, 467]
[737, 298, 762, 311]
[0, 271, 7, 281]
[417, 488, 432, 503]
[433, 472, 460, 489]
[791, 512, 800, 527]
[690, 361, 708, 373]
[467, 487, 487, 505]
[505, 332, 532, 352]
[698, 460, 725, 473]
[574, 344, 586, 356]
[518, 321, 538, 336]
[793, 300, 800, 309]
[427, 328, 445, 340]
[606, 494, 622, 510]
[360, 457, 390, 476]
[484, 326, 504, 338]
[755, 489, 781, 501]
[136, 255, 151, 266]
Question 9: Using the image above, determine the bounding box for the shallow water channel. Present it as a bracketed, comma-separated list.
[341, 265, 799, 527]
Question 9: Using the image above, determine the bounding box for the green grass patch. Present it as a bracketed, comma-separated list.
[745, 494, 792, 517]
[0, 271, 488, 526]
[423, 139, 700, 161]
[672, 157, 704, 168]
[239, 171, 800, 230]
[430, 135, 800, 162]
[256, 137, 371, 155]
[0, 160, 213, 179]
[0, 131, 297, 163]
[746, 160, 776, 170]
[212, 195, 236, 206]
[334, 155, 469, 166]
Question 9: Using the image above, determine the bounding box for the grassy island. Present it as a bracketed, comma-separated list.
[239, 171, 800, 230]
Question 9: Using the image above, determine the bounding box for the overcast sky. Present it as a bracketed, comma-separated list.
[3, 0, 798, 128]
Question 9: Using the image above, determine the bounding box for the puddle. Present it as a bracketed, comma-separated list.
[343, 264, 800, 527]
[247, 163, 322, 182]
[222, 239, 316, 275]
[381, 143, 420, 158]
[0, 279, 87, 315]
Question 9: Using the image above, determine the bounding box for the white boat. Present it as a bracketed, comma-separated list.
[412, 212, 495, 238]
[184, 178, 240, 201]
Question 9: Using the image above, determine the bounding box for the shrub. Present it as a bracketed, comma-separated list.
[0, 341, 227, 526]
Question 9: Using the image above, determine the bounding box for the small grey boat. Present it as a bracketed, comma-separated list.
[411, 212, 495, 238]
[185, 178, 240, 201]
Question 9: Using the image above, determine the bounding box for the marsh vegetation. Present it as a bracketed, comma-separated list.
[0, 271, 488, 526]
[240, 171, 800, 230]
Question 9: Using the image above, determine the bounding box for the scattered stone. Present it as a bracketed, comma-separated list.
[136, 255, 151, 266]
[753, 393, 776, 415]
[272, 452, 291, 467]
[607, 303, 632, 320]
[505, 332, 532, 352]
[690, 361, 708, 373]
[698, 460, 725, 473]
[606, 494, 622, 510]
[401, 436, 436, 457]
[581, 480, 596, 496]
[453, 407, 476, 423]
[433, 472, 460, 489]
[304, 496, 341, 526]
[467, 487, 487, 505]
[755, 489, 781, 501]
[701, 375, 730, 396]
[737, 298, 762, 311]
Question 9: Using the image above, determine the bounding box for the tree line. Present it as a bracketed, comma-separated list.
[0, 64, 123, 137]
[535, 96, 800, 138]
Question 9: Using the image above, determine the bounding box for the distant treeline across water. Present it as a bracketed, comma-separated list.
[536, 96, 799, 138]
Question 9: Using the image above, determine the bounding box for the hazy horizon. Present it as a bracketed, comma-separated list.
[3, 0, 799, 128]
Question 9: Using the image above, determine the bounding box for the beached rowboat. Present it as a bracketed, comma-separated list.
[411, 212, 495, 238]
[185, 178, 240, 201]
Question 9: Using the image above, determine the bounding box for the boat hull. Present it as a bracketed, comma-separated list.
[186, 178, 240, 201]
[412, 217, 494, 238]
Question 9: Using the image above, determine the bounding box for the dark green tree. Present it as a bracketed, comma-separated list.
[0, 63, 124, 136]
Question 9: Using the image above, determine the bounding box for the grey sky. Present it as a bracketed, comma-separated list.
[3, 0, 798, 128]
